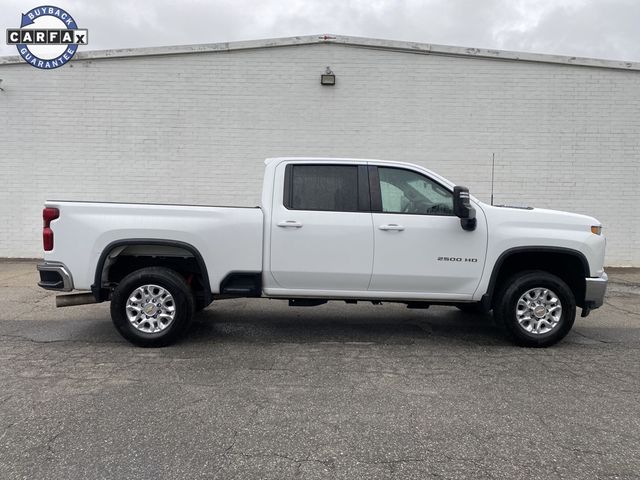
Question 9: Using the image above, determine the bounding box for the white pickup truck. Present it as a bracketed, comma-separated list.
[38, 157, 608, 348]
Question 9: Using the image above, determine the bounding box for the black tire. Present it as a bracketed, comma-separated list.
[495, 271, 576, 348]
[456, 303, 486, 314]
[110, 267, 194, 347]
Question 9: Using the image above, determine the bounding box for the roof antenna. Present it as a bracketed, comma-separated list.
[490, 152, 495, 206]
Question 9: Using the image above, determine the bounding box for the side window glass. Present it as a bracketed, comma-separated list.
[289, 165, 359, 212]
[378, 167, 454, 215]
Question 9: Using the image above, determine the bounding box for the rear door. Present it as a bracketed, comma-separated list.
[269, 163, 374, 291]
[368, 165, 487, 297]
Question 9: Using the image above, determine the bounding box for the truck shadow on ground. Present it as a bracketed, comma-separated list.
[184, 303, 508, 347]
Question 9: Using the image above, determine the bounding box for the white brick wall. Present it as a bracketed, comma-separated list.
[0, 42, 638, 265]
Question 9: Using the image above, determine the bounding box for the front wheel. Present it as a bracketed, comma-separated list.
[495, 271, 576, 347]
[110, 267, 195, 347]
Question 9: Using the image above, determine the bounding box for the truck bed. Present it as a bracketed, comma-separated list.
[43, 200, 264, 292]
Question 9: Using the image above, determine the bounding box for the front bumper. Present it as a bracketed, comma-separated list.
[37, 262, 74, 291]
[584, 272, 608, 309]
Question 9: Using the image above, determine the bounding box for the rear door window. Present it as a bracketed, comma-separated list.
[285, 165, 360, 212]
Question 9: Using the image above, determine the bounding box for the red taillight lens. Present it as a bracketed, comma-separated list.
[43, 228, 54, 251]
[43, 208, 59, 226]
[43, 208, 59, 251]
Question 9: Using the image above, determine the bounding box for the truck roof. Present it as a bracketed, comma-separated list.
[265, 156, 405, 165]
[263, 157, 457, 189]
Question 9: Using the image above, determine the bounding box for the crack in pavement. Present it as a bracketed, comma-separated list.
[224, 450, 335, 476]
[0, 334, 123, 346]
[604, 300, 640, 317]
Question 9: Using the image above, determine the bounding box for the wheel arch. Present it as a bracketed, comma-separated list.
[484, 246, 589, 309]
[91, 239, 212, 305]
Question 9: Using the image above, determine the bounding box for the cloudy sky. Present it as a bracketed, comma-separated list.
[1, 0, 638, 61]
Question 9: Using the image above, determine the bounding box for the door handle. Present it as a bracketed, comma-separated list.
[378, 224, 405, 231]
[277, 220, 303, 228]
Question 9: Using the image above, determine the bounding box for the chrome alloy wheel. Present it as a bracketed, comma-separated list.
[125, 284, 176, 334]
[515, 287, 563, 335]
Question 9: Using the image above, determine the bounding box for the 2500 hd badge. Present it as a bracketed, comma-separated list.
[438, 257, 478, 262]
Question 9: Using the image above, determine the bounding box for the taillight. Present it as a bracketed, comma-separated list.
[43, 207, 59, 251]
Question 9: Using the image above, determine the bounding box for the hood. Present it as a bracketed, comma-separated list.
[480, 203, 601, 231]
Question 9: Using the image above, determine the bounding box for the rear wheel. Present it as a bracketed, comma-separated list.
[110, 267, 194, 347]
[495, 271, 575, 347]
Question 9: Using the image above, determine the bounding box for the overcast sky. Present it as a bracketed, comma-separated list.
[2, 0, 639, 61]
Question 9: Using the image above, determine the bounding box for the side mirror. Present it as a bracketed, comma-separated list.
[453, 186, 477, 231]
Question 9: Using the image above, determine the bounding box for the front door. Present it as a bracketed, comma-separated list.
[369, 166, 487, 297]
[269, 163, 374, 292]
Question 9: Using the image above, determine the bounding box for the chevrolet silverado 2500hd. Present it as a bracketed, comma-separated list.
[37, 157, 608, 347]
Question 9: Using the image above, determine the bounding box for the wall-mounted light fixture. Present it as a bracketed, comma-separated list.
[320, 67, 335, 86]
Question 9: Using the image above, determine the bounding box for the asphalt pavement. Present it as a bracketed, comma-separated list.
[0, 260, 639, 479]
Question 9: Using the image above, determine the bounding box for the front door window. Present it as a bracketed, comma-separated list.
[378, 167, 454, 216]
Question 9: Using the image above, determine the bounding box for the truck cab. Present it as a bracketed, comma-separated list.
[263, 159, 487, 300]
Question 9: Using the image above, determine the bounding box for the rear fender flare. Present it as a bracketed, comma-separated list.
[91, 239, 212, 304]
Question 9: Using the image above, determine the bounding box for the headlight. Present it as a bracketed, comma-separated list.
[591, 225, 602, 235]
